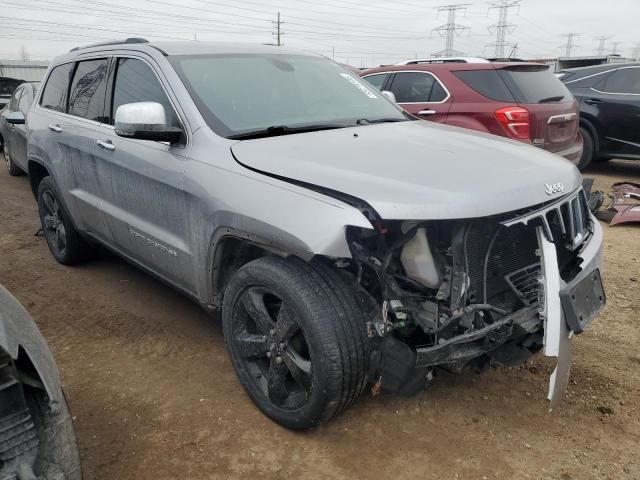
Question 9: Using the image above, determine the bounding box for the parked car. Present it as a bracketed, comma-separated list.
[0, 284, 81, 479]
[1, 82, 37, 175]
[0, 77, 26, 111]
[27, 39, 605, 430]
[361, 62, 585, 168]
[560, 63, 640, 168]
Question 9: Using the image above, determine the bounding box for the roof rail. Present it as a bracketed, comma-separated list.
[70, 37, 149, 52]
[396, 57, 490, 65]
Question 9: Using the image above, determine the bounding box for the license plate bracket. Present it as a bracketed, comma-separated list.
[560, 269, 606, 334]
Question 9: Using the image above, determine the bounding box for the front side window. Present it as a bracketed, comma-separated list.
[68, 59, 109, 121]
[169, 54, 407, 138]
[111, 58, 181, 128]
[8, 88, 22, 112]
[40, 63, 75, 112]
[603, 68, 640, 94]
[17, 87, 31, 114]
[389, 72, 438, 103]
[363, 73, 388, 91]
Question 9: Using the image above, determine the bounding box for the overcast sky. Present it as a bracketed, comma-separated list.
[1, 0, 638, 66]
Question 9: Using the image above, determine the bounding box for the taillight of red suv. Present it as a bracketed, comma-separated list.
[495, 106, 530, 141]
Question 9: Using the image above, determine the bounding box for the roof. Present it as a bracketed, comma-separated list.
[362, 61, 547, 76]
[563, 62, 640, 74]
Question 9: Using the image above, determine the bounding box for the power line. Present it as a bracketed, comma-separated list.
[560, 32, 581, 57]
[432, 3, 471, 56]
[594, 36, 612, 56]
[487, 0, 521, 58]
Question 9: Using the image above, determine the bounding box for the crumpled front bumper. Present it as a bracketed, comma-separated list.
[537, 214, 605, 411]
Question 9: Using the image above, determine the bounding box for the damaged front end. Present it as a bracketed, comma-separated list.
[338, 187, 605, 407]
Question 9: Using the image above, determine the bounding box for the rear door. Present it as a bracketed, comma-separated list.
[497, 65, 579, 154]
[95, 56, 195, 291]
[386, 71, 452, 122]
[588, 66, 640, 158]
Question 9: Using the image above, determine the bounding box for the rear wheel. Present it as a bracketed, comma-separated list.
[3, 140, 23, 176]
[222, 256, 369, 430]
[577, 126, 595, 171]
[37, 176, 93, 265]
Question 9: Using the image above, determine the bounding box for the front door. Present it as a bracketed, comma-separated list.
[387, 71, 452, 122]
[94, 56, 195, 291]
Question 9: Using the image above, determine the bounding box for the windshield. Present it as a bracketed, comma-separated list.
[498, 65, 572, 103]
[169, 53, 407, 138]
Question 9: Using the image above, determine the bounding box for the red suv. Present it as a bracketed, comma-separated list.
[361, 62, 585, 168]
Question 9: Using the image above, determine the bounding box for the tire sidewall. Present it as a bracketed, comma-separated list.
[37, 177, 77, 264]
[222, 259, 340, 430]
[578, 126, 594, 171]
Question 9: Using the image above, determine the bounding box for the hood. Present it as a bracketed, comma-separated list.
[231, 121, 582, 220]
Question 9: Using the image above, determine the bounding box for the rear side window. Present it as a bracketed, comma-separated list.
[453, 70, 516, 102]
[111, 58, 181, 128]
[68, 59, 109, 121]
[603, 68, 640, 94]
[363, 73, 388, 91]
[40, 63, 74, 112]
[389, 72, 445, 103]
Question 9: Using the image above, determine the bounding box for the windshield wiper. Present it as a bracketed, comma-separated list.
[355, 117, 408, 125]
[228, 124, 348, 140]
[538, 95, 566, 103]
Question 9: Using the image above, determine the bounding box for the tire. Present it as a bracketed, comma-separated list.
[26, 389, 82, 480]
[3, 140, 23, 176]
[222, 256, 369, 430]
[577, 126, 595, 171]
[37, 176, 93, 265]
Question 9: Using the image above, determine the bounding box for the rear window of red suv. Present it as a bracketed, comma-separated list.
[454, 65, 572, 104]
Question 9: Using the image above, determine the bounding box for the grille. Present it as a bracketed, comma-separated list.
[505, 263, 541, 306]
[0, 410, 38, 462]
[502, 188, 592, 251]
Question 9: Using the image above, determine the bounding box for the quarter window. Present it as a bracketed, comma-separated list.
[363, 73, 388, 91]
[68, 59, 109, 121]
[389, 72, 446, 103]
[111, 58, 181, 128]
[40, 63, 75, 112]
[603, 68, 640, 94]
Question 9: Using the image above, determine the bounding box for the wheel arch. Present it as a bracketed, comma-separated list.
[27, 159, 52, 199]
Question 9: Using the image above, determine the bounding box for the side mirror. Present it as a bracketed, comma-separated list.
[114, 102, 183, 143]
[5, 111, 25, 125]
[381, 90, 397, 103]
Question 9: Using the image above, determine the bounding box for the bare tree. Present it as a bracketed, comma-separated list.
[19, 45, 30, 62]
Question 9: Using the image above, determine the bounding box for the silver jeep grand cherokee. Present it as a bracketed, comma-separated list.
[26, 39, 605, 430]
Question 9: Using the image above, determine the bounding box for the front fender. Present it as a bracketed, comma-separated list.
[0, 285, 63, 406]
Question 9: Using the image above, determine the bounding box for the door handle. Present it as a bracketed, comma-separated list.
[96, 139, 116, 151]
[418, 109, 437, 115]
[48, 124, 62, 132]
[584, 98, 603, 105]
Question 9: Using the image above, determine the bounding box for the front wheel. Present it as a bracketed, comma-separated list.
[577, 126, 595, 171]
[222, 256, 369, 430]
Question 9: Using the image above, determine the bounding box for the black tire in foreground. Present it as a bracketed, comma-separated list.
[222, 256, 369, 430]
[3, 141, 23, 176]
[37, 176, 94, 265]
[577, 126, 595, 171]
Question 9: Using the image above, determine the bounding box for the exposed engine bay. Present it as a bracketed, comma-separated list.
[338, 187, 603, 400]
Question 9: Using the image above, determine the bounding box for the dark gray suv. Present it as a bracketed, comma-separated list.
[26, 39, 605, 429]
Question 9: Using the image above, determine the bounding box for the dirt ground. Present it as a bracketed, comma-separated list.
[0, 158, 638, 480]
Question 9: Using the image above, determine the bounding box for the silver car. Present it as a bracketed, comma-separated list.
[26, 39, 605, 430]
[1, 82, 37, 176]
